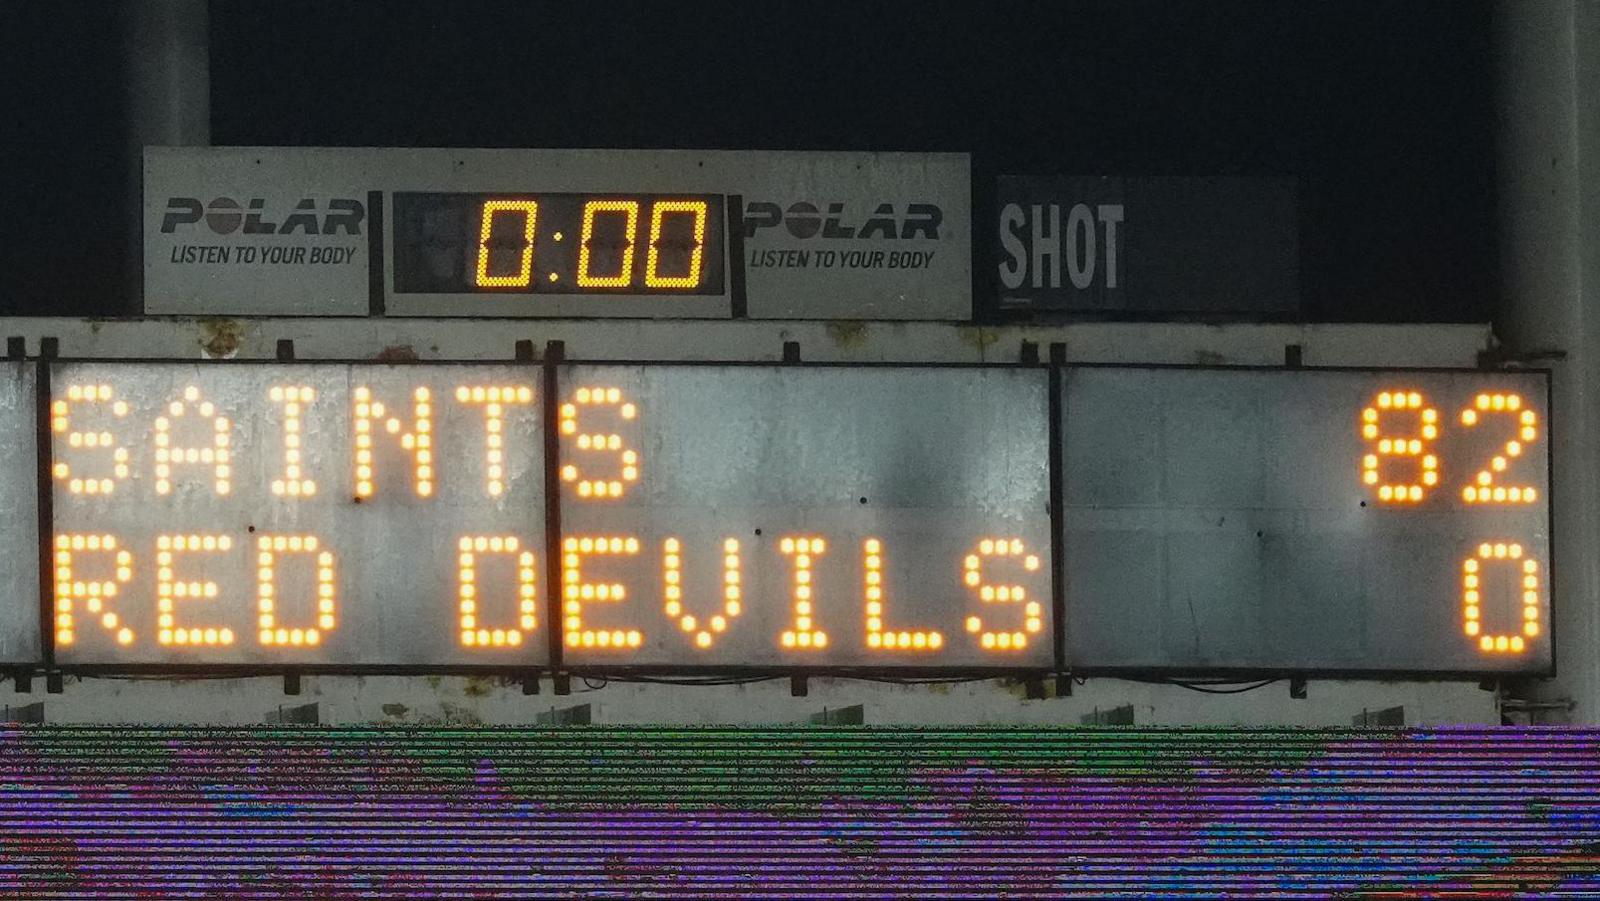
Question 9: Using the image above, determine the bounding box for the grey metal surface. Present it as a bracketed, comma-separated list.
[49, 362, 545, 665]
[0, 364, 39, 663]
[559, 365, 1052, 667]
[1062, 367, 1552, 673]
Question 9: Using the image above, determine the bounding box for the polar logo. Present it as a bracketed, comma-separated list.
[743, 201, 941, 240]
[160, 197, 365, 236]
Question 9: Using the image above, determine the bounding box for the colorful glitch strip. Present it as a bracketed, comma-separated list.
[2, 726, 1600, 898]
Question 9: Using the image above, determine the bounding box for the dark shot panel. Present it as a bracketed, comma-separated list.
[391, 192, 725, 296]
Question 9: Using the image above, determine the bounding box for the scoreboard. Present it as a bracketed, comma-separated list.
[391, 193, 726, 297]
[142, 148, 970, 320]
[0, 355, 1553, 678]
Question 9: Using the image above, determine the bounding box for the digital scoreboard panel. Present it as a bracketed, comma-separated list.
[392, 193, 725, 297]
[558, 366, 1053, 668]
[143, 147, 972, 319]
[1063, 368, 1552, 674]
[48, 363, 545, 666]
[0, 359, 1552, 677]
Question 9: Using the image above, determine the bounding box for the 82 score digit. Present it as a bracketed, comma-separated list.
[1361, 386, 1547, 658]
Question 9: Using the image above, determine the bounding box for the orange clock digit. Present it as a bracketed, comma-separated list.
[475, 199, 539, 287]
[577, 200, 640, 287]
[645, 200, 709, 288]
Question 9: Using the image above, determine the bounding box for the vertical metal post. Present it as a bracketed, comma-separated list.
[1493, 1, 1600, 721]
[123, 0, 210, 313]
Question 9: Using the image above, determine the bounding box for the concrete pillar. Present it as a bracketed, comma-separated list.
[123, 0, 209, 313]
[1494, 1, 1600, 722]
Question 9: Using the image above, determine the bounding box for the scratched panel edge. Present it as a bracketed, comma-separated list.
[0, 361, 41, 665]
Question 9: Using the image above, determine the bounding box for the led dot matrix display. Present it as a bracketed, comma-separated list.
[556, 364, 1055, 669]
[23, 361, 1556, 675]
[49, 363, 544, 666]
[1063, 368, 1551, 674]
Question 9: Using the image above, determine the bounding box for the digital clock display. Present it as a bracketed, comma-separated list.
[391, 192, 725, 296]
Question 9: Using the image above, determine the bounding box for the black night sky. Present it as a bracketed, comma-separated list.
[1, 0, 1498, 322]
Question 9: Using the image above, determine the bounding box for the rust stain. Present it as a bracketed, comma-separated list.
[197, 318, 243, 359]
[958, 327, 1000, 356]
[825, 321, 870, 350]
[373, 344, 421, 363]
